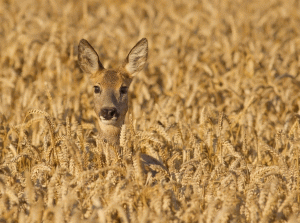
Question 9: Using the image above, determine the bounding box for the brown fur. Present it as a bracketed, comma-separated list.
[78, 38, 148, 145]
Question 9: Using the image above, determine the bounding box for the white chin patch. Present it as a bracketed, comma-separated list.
[100, 117, 118, 125]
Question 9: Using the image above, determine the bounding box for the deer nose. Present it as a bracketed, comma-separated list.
[100, 107, 119, 120]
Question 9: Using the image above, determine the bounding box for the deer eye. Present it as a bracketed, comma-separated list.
[120, 86, 128, 95]
[94, 86, 101, 94]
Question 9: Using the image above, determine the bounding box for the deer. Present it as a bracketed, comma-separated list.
[78, 38, 147, 145]
[78, 38, 167, 175]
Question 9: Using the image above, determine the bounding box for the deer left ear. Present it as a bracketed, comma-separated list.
[124, 38, 148, 77]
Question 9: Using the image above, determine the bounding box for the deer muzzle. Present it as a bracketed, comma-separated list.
[100, 107, 120, 124]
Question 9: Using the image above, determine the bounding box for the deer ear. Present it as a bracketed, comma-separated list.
[124, 38, 148, 77]
[78, 39, 104, 75]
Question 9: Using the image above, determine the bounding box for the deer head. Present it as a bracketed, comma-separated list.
[78, 38, 148, 145]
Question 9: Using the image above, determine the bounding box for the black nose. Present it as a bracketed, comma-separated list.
[100, 107, 119, 120]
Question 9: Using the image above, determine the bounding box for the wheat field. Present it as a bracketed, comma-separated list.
[0, 0, 300, 222]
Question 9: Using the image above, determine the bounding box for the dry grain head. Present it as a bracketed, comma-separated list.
[78, 38, 148, 144]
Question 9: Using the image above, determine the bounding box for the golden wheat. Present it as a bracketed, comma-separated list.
[1, 0, 300, 222]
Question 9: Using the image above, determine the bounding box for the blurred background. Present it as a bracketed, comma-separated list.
[1, 0, 300, 222]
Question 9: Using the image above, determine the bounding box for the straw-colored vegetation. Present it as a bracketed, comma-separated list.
[1, 0, 300, 222]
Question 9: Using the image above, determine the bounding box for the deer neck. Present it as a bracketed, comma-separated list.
[97, 118, 121, 145]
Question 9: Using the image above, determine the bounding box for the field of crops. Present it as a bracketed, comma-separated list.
[1, 0, 300, 222]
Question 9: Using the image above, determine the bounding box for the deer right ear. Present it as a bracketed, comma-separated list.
[78, 39, 104, 75]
